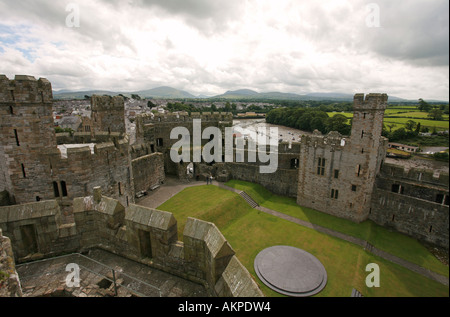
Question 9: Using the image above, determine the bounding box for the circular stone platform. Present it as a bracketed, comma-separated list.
[254, 246, 327, 297]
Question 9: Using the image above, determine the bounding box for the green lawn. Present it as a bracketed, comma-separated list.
[156, 183, 449, 297]
[225, 180, 449, 278]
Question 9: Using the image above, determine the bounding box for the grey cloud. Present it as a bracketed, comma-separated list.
[358, 0, 449, 66]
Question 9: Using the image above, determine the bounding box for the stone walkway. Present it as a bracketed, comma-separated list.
[136, 177, 449, 287]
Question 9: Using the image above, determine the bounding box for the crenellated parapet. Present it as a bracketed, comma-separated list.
[379, 163, 449, 187]
[137, 111, 233, 126]
[0, 75, 53, 104]
[353, 93, 388, 111]
[299, 130, 348, 150]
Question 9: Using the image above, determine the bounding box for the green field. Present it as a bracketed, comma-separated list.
[157, 181, 449, 297]
[329, 107, 449, 132]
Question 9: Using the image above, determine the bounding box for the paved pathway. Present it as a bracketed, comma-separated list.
[136, 178, 449, 287]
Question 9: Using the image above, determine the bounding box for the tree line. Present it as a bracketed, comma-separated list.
[265, 108, 352, 135]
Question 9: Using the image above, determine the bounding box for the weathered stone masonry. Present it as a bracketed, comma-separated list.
[0, 188, 263, 297]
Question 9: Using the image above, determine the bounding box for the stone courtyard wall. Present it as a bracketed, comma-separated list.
[369, 163, 449, 248]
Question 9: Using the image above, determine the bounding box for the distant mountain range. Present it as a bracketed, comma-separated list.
[52, 86, 445, 103]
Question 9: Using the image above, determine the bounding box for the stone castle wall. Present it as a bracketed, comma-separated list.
[369, 163, 449, 248]
[0, 75, 166, 209]
[297, 94, 389, 223]
[0, 188, 263, 297]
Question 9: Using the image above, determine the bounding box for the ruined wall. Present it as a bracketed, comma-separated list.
[370, 163, 449, 248]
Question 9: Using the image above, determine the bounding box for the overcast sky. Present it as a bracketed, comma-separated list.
[0, 0, 448, 100]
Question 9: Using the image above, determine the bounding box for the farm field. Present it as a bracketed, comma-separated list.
[329, 105, 449, 132]
[156, 182, 449, 297]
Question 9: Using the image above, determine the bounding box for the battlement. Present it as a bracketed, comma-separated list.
[353, 93, 388, 111]
[300, 130, 348, 149]
[0, 75, 53, 103]
[91, 95, 124, 111]
[380, 163, 449, 186]
[138, 111, 233, 124]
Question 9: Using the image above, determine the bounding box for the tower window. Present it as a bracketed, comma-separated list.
[21, 164, 26, 178]
[351, 185, 357, 191]
[9, 106, 14, 114]
[61, 181, 68, 197]
[334, 169, 339, 179]
[14, 129, 20, 146]
[156, 138, 164, 147]
[317, 158, 325, 176]
[291, 158, 299, 169]
[53, 181, 60, 197]
[331, 189, 339, 199]
[361, 130, 365, 138]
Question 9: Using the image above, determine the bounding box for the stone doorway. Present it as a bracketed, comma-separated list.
[138, 229, 152, 259]
[20, 224, 38, 255]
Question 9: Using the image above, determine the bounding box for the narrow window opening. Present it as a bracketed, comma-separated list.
[334, 169, 339, 179]
[357, 164, 361, 176]
[436, 194, 444, 204]
[317, 158, 325, 175]
[53, 181, 60, 197]
[391, 214, 395, 222]
[291, 158, 299, 169]
[156, 138, 163, 147]
[14, 129, 20, 146]
[361, 130, 364, 138]
[429, 226, 432, 233]
[118, 182, 123, 195]
[391, 184, 400, 193]
[331, 189, 339, 199]
[9, 105, 14, 114]
[21, 164, 26, 178]
[351, 185, 357, 191]
[36, 196, 40, 202]
[61, 181, 68, 197]
[10, 90, 15, 101]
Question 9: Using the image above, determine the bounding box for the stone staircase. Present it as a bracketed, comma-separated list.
[239, 191, 259, 208]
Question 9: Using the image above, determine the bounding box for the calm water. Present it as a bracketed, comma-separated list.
[232, 118, 312, 143]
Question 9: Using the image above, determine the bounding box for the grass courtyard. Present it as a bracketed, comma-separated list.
[157, 181, 449, 297]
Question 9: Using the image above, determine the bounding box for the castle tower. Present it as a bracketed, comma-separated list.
[0, 75, 57, 204]
[296, 93, 388, 222]
[91, 95, 125, 135]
